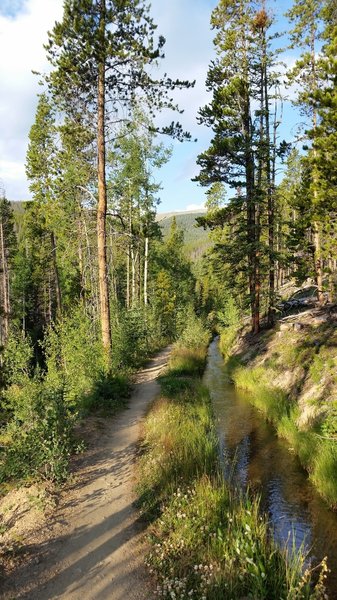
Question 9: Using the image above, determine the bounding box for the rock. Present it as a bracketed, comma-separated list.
[293, 322, 302, 331]
[313, 315, 328, 325]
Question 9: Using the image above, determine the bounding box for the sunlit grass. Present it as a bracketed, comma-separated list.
[230, 360, 337, 508]
[233, 366, 288, 423]
[311, 444, 337, 508]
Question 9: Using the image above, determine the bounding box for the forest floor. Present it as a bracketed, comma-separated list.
[0, 345, 172, 600]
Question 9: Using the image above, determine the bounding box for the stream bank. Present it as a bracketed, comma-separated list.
[137, 336, 326, 599]
[204, 338, 337, 598]
[219, 311, 337, 509]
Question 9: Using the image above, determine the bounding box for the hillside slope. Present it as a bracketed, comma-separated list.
[157, 210, 209, 259]
[222, 305, 337, 508]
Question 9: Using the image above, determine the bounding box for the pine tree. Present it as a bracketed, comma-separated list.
[44, 0, 193, 359]
[196, 0, 284, 332]
[0, 187, 16, 345]
[26, 93, 62, 319]
[286, 0, 325, 302]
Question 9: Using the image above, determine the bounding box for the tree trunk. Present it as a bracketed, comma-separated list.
[264, 40, 275, 327]
[50, 231, 62, 317]
[0, 220, 9, 342]
[144, 236, 148, 306]
[126, 244, 130, 308]
[313, 221, 324, 303]
[310, 26, 324, 306]
[97, 4, 112, 357]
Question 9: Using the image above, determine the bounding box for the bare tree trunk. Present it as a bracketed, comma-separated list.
[131, 245, 138, 306]
[144, 236, 148, 306]
[138, 241, 141, 303]
[328, 254, 334, 303]
[126, 244, 130, 308]
[50, 231, 62, 317]
[313, 221, 324, 302]
[0, 220, 9, 342]
[97, 3, 112, 357]
[48, 272, 52, 325]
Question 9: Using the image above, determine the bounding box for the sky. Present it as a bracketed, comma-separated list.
[0, 0, 298, 213]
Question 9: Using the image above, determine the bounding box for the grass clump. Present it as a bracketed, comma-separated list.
[233, 366, 288, 423]
[228, 354, 337, 508]
[137, 337, 326, 599]
[311, 443, 337, 508]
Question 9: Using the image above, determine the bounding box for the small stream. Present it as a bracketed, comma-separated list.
[203, 338, 337, 598]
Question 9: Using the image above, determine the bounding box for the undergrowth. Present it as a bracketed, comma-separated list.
[137, 319, 326, 599]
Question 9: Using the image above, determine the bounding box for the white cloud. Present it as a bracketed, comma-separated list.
[184, 202, 205, 212]
[0, 0, 63, 198]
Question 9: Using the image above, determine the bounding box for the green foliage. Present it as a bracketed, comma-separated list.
[111, 305, 166, 370]
[168, 347, 208, 378]
[176, 311, 211, 350]
[43, 305, 107, 409]
[2, 327, 33, 386]
[81, 373, 130, 416]
[158, 211, 210, 260]
[0, 383, 74, 484]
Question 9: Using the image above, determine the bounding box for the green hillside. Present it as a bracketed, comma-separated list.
[157, 210, 210, 259]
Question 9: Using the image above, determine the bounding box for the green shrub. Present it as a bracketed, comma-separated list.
[43, 305, 107, 408]
[81, 372, 130, 415]
[0, 384, 74, 484]
[176, 312, 211, 350]
[219, 325, 239, 358]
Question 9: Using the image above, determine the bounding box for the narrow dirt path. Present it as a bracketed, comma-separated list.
[1, 346, 171, 600]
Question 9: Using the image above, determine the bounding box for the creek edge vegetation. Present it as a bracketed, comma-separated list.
[137, 319, 327, 599]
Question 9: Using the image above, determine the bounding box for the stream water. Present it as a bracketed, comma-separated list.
[203, 338, 337, 598]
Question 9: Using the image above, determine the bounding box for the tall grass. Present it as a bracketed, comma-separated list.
[231, 362, 337, 509]
[137, 341, 326, 598]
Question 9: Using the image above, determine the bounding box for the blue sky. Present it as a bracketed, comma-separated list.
[0, 0, 302, 212]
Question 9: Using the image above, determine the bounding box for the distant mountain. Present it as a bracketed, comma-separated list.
[157, 210, 210, 260]
[10, 200, 27, 214]
[8, 203, 211, 260]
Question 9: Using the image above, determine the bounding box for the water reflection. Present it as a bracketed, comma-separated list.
[203, 338, 337, 597]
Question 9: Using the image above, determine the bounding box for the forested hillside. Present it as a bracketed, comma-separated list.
[157, 211, 210, 259]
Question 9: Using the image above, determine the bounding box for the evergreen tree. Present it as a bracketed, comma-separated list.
[25, 93, 62, 319]
[0, 187, 17, 345]
[44, 0, 193, 359]
[286, 0, 325, 302]
[196, 0, 284, 332]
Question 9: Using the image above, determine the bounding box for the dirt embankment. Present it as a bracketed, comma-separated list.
[0, 346, 171, 600]
[232, 305, 337, 428]
[225, 305, 337, 507]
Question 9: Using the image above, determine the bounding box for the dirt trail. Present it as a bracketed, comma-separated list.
[1, 346, 171, 600]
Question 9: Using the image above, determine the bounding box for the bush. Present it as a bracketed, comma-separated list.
[0, 384, 74, 484]
[82, 372, 130, 415]
[176, 311, 211, 350]
[43, 305, 107, 408]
